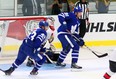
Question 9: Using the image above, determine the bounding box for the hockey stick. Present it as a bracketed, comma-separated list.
[45, 45, 70, 64]
[84, 45, 108, 58]
[71, 34, 108, 58]
[0, 47, 1, 52]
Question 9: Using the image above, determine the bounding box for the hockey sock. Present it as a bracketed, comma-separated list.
[12, 63, 18, 69]
[57, 51, 67, 63]
[72, 50, 79, 63]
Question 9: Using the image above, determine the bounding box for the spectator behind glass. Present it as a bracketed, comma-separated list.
[96, 0, 110, 13]
[61, 0, 70, 12]
[68, 0, 75, 12]
[50, 0, 62, 15]
[46, 0, 54, 15]
[22, 0, 41, 16]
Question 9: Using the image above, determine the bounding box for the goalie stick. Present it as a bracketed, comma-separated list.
[45, 45, 70, 65]
[71, 34, 108, 58]
[44, 54, 56, 64]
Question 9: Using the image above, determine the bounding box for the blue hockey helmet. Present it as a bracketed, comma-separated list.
[74, 6, 82, 13]
[39, 21, 49, 27]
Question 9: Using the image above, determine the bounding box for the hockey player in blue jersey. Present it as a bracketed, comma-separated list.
[56, 6, 84, 69]
[0, 21, 49, 75]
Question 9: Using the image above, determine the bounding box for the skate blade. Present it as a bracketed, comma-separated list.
[0, 68, 5, 73]
[71, 68, 82, 72]
[55, 65, 66, 69]
[0, 69, 9, 75]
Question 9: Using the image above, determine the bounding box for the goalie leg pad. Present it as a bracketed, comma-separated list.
[53, 53, 60, 61]
[109, 60, 116, 73]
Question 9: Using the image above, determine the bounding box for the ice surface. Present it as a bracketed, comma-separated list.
[0, 46, 116, 79]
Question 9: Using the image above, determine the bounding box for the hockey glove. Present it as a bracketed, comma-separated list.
[39, 47, 46, 53]
[50, 43, 56, 51]
[77, 38, 85, 46]
[35, 47, 46, 55]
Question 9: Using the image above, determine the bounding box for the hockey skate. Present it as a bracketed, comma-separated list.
[30, 67, 38, 75]
[71, 63, 82, 72]
[71, 63, 82, 69]
[0, 67, 15, 75]
[26, 58, 35, 67]
[56, 62, 66, 67]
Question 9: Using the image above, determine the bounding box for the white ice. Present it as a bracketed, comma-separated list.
[0, 46, 116, 79]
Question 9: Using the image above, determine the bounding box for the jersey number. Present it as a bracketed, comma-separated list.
[29, 31, 36, 41]
[37, 33, 46, 42]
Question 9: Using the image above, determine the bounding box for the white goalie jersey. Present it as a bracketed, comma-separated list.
[25, 17, 55, 44]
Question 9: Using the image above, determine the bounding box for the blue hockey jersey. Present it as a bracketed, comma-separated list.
[23, 28, 47, 49]
[57, 12, 80, 34]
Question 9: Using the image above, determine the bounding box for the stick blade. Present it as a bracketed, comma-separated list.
[98, 53, 108, 58]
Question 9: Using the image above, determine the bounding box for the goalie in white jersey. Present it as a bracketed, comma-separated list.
[103, 49, 116, 79]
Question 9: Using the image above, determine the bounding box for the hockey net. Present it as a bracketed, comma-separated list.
[0, 16, 54, 57]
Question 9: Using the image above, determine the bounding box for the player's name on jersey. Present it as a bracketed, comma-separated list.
[86, 22, 116, 32]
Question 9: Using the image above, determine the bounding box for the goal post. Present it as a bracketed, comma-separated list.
[0, 21, 10, 56]
[0, 16, 54, 57]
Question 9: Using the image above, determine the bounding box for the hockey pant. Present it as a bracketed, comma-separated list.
[109, 49, 116, 72]
[12, 43, 46, 70]
[57, 34, 80, 63]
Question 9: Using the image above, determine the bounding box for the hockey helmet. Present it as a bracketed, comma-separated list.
[39, 21, 49, 27]
[74, 6, 82, 13]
